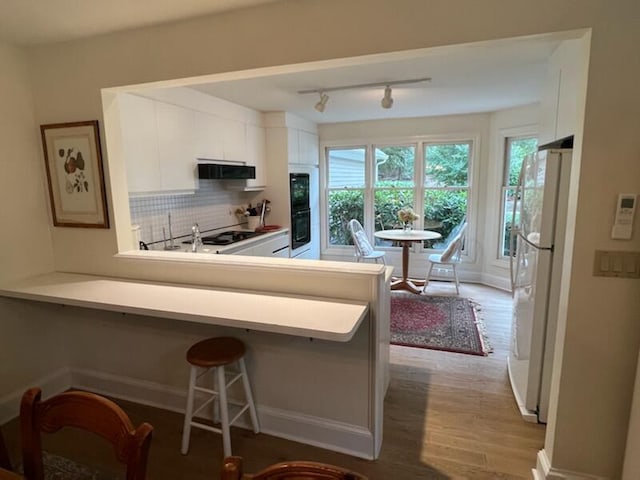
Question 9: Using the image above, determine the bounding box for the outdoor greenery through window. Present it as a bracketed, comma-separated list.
[326, 141, 472, 250]
[500, 136, 538, 257]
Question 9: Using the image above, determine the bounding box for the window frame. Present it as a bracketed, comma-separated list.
[321, 134, 478, 259]
[497, 133, 538, 260]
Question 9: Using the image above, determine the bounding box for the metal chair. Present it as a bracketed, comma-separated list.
[423, 222, 467, 295]
[347, 219, 385, 264]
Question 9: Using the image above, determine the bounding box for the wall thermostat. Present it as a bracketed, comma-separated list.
[611, 193, 636, 240]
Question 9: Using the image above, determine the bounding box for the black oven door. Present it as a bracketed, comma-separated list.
[289, 173, 310, 210]
[291, 208, 311, 249]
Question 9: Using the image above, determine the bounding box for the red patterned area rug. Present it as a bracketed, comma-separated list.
[390, 293, 490, 356]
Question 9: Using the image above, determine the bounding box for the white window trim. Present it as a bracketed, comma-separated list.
[491, 125, 538, 268]
[320, 133, 480, 262]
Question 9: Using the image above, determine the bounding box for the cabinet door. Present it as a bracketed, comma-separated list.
[156, 102, 197, 191]
[246, 124, 267, 188]
[222, 119, 247, 161]
[193, 111, 224, 160]
[299, 130, 319, 165]
[287, 128, 300, 164]
[118, 94, 161, 193]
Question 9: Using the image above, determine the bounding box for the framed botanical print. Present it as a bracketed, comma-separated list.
[40, 120, 109, 228]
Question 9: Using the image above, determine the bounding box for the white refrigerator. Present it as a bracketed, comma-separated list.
[507, 141, 573, 424]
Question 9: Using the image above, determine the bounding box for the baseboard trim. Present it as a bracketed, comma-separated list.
[0, 367, 72, 424]
[258, 405, 374, 460]
[8, 367, 375, 459]
[535, 449, 610, 480]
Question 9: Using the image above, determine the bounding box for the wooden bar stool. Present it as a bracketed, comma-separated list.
[180, 337, 260, 457]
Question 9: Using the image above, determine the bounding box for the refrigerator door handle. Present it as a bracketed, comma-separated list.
[509, 228, 518, 294]
[509, 175, 524, 294]
[519, 234, 552, 251]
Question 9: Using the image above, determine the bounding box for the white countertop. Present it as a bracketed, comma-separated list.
[150, 227, 288, 254]
[0, 272, 368, 342]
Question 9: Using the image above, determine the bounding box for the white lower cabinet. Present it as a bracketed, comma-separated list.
[223, 231, 289, 258]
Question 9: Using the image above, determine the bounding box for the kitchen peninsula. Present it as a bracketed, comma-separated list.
[0, 258, 390, 460]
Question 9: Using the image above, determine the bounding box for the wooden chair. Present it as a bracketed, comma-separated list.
[348, 219, 386, 264]
[221, 456, 367, 480]
[0, 428, 12, 471]
[20, 387, 153, 480]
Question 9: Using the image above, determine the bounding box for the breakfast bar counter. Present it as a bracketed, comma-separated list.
[0, 266, 386, 460]
[0, 272, 368, 342]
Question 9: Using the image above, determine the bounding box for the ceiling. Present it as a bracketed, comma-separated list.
[0, 0, 280, 46]
[0, 0, 569, 124]
[187, 36, 562, 124]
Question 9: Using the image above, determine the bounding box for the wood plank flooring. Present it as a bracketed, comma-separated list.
[1, 282, 545, 479]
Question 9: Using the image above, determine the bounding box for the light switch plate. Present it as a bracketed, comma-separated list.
[594, 250, 640, 278]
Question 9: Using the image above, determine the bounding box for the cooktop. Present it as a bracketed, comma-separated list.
[201, 230, 264, 245]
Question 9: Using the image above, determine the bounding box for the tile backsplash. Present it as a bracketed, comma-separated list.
[130, 179, 254, 247]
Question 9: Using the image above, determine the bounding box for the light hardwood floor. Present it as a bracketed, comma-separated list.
[2, 282, 545, 479]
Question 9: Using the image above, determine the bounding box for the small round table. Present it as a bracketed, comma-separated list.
[374, 229, 442, 294]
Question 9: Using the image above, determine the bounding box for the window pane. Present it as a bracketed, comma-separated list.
[423, 189, 467, 248]
[328, 148, 365, 188]
[424, 143, 469, 187]
[505, 137, 537, 186]
[375, 146, 415, 187]
[502, 187, 519, 256]
[328, 190, 364, 246]
[373, 189, 414, 246]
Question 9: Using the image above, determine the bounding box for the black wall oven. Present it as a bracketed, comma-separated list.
[289, 173, 311, 249]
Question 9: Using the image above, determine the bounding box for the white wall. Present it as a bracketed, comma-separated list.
[0, 40, 66, 414]
[0, 0, 639, 476]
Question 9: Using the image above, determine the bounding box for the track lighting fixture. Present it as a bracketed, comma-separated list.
[298, 77, 430, 112]
[315, 92, 329, 112]
[381, 85, 393, 109]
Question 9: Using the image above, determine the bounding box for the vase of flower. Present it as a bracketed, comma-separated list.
[398, 207, 419, 232]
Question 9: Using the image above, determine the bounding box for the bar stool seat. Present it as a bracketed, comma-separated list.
[181, 337, 260, 457]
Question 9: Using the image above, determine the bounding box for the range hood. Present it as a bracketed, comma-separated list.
[198, 163, 255, 180]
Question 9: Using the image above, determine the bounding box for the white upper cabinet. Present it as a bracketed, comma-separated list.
[119, 94, 162, 193]
[246, 124, 267, 188]
[119, 94, 197, 194]
[287, 128, 319, 166]
[538, 37, 589, 145]
[298, 130, 319, 165]
[222, 119, 247, 161]
[193, 111, 224, 160]
[155, 102, 197, 192]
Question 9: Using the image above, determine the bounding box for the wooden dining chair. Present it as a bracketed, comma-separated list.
[20, 387, 153, 480]
[0, 427, 12, 471]
[221, 456, 368, 480]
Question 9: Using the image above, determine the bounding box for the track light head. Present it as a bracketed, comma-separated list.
[381, 85, 393, 109]
[315, 92, 329, 112]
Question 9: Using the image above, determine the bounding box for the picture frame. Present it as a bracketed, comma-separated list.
[40, 120, 109, 228]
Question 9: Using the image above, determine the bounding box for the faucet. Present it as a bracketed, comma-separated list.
[191, 223, 202, 252]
